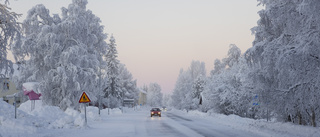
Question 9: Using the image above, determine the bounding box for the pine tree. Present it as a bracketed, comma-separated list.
[103, 35, 122, 108]
[192, 75, 205, 105]
[118, 64, 139, 102]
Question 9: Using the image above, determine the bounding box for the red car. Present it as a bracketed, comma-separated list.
[150, 108, 161, 117]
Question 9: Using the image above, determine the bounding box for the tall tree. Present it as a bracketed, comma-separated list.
[118, 64, 139, 103]
[203, 44, 254, 116]
[171, 61, 206, 110]
[225, 44, 241, 68]
[103, 35, 122, 108]
[12, 0, 108, 110]
[210, 59, 224, 76]
[0, 1, 21, 84]
[146, 83, 163, 107]
[171, 69, 192, 110]
[192, 75, 205, 105]
[162, 94, 171, 107]
[245, 0, 320, 126]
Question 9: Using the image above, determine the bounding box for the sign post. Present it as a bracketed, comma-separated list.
[79, 92, 91, 126]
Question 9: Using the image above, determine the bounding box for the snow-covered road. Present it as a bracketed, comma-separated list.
[166, 112, 259, 137]
[52, 109, 264, 137]
[2, 104, 320, 137]
[59, 110, 200, 137]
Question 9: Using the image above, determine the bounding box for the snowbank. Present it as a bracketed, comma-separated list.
[170, 108, 320, 137]
[0, 100, 38, 136]
[0, 100, 123, 137]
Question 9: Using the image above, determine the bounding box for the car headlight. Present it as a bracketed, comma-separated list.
[151, 112, 154, 114]
[158, 112, 161, 114]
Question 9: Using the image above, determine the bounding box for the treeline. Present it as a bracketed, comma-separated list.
[7, 0, 139, 110]
[170, 0, 320, 127]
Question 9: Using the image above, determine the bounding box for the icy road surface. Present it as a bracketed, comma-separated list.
[52, 110, 264, 137]
[3, 101, 319, 137]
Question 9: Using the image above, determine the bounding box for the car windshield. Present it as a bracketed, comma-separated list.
[152, 108, 160, 111]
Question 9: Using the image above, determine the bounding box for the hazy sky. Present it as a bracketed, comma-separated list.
[8, 0, 262, 94]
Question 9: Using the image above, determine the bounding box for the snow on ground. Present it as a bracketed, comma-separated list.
[0, 100, 122, 137]
[170, 109, 320, 137]
[1, 101, 320, 137]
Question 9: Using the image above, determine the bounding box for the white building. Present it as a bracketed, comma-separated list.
[138, 89, 147, 106]
[0, 64, 21, 105]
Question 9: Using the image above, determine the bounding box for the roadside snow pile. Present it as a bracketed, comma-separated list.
[18, 100, 83, 129]
[204, 113, 320, 137]
[186, 110, 209, 118]
[0, 100, 123, 136]
[0, 100, 38, 136]
[101, 108, 122, 115]
[171, 109, 320, 137]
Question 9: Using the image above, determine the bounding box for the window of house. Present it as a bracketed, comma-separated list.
[3, 82, 9, 90]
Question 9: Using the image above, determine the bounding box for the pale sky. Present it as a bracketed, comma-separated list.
[8, 0, 262, 94]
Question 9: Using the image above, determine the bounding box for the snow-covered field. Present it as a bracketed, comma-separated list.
[1, 100, 320, 137]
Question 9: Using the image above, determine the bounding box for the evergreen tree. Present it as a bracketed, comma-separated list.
[118, 64, 139, 102]
[103, 35, 122, 108]
[192, 75, 205, 105]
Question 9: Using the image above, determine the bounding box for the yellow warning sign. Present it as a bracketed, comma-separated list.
[79, 92, 91, 103]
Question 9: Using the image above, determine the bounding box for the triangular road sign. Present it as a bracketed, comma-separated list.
[79, 92, 91, 103]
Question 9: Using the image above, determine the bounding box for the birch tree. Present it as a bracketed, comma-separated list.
[12, 0, 108, 110]
[0, 1, 21, 86]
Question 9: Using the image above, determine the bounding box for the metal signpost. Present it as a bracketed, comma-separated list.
[79, 92, 91, 126]
[4, 94, 20, 119]
[252, 95, 259, 106]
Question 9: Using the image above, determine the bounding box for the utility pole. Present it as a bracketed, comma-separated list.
[121, 91, 124, 113]
[107, 87, 110, 115]
[266, 91, 269, 122]
[98, 55, 102, 116]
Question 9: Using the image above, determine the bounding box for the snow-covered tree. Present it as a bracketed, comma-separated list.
[245, 0, 320, 126]
[171, 61, 206, 110]
[171, 69, 192, 110]
[118, 63, 139, 103]
[200, 44, 257, 117]
[189, 60, 206, 80]
[12, 0, 108, 110]
[103, 35, 122, 108]
[192, 75, 205, 105]
[146, 83, 163, 107]
[162, 94, 171, 107]
[0, 1, 21, 85]
[141, 84, 148, 93]
[210, 59, 224, 76]
[225, 44, 241, 68]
